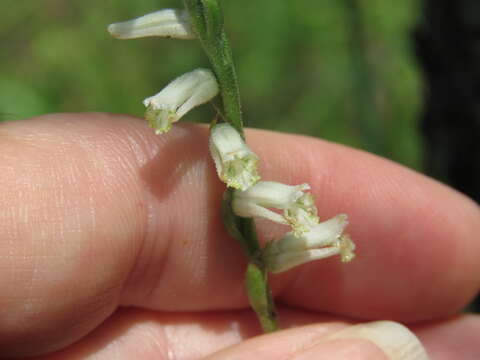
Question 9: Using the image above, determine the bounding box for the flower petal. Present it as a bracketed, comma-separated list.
[108, 9, 195, 40]
[265, 248, 340, 273]
[143, 69, 218, 134]
[209, 124, 260, 190]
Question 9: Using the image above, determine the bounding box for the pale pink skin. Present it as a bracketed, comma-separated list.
[1, 113, 479, 359]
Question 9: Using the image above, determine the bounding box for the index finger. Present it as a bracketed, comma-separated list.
[1, 113, 479, 354]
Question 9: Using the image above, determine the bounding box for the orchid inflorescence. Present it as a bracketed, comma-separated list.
[108, 3, 355, 331]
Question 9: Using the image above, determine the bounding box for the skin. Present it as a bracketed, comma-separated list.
[0, 113, 479, 359]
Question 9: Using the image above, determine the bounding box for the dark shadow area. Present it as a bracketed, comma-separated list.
[414, 0, 480, 313]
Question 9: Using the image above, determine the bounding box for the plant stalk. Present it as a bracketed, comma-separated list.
[183, 0, 278, 332]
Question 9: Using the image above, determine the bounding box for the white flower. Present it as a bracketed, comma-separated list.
[209, 123, 260, 190]
[107, 9, 195, 40]
[232, 181, 319, 235]
[143, 68, 219, 134]
[263, 214, 355, 273]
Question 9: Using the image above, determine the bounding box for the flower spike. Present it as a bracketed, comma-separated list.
[263, 214, 355, 273]
[232, 181, 320, 235]
[210, 123, 260, 190]
[108, 9, 195, 40]
[143, 68, 219, 134]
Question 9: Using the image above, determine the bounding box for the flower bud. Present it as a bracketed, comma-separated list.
[143, 68, 219, 134]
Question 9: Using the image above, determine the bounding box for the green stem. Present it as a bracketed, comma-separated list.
[221, 189, 261, 259]
[183, 0, 244, 137]
[221, 185, 279, 333]
[183, 0, 278, 332]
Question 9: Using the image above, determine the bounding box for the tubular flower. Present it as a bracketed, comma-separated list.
[209, 123, 260, 190]
[143, 68, 219, 134]
[263, 214, 355, 273]
[232, 181, 319, 235]
[107, 9, 195, 40]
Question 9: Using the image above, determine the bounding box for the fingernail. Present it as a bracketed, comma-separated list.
[320, 321, 430, 360]
[293, 338, 388, 359]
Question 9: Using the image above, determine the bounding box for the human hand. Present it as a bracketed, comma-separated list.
[1, 113, 479, 359]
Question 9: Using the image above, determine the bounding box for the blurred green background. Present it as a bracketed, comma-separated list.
[0, 0, 422, 169]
